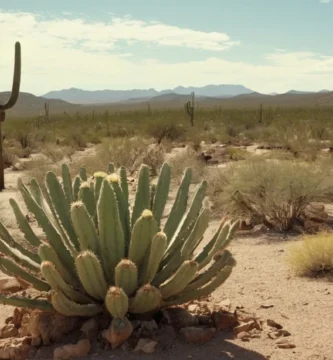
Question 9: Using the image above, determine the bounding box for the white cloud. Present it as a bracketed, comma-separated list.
[0, 10, 333, 95]
[320, 0, 330, 3]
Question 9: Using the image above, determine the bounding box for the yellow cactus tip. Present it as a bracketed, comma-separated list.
[157, 231, 167, 238]
[71, 200, 84, 209]
[107, 173, 120, 183]
[93, 171, 107, 178]
[142, 209, 153, 219]
[41, 260, 53, 268]
[79, 181, 90, 189]
[109, 286, 121, 296]
[119, 259, 136, 268]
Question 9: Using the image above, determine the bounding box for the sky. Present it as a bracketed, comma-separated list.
[1, 0, 333, 96]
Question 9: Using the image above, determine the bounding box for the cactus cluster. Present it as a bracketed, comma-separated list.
[0, 162, 238, 322]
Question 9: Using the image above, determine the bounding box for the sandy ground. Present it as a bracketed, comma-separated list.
[0, 147, 332, 360]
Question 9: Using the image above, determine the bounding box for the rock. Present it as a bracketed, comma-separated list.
[212, 311, 237, 331]
[80, 318, 99, 340]
[0, 336, 31, 360]
[233, 321, 256, 335]
[0, 324, 18, 339]
[134, 338, 158, 354]
[0, 277, 23, 293]
[267, 319, 283, 330]
[260, 304, 274, 309]
[53, 339, 91, 360]
[217, 299, 231, 310]
[197, 315, 212, 326]
[237, 332, 250, 342]
[12, 163, 23, 172]
[162, 308, 199, 329]
[139, 321, 158, 337]
[19, 310, 80, 345]
[180, 327, 216, 345]
[275, 338, 296, 349]
[102, 318, 133, 350]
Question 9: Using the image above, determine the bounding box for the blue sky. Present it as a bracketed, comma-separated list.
[1, 0, 333, 95]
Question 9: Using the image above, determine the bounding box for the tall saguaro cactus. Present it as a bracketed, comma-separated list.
[0, 42, 21, 191]
[185, 91, 195, 127]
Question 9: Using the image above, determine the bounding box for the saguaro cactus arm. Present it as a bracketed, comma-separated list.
[0, 42, 21, 111]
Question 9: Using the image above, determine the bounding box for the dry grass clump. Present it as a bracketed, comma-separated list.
[208, 157, 333, 231]
[167, 147, 205, 183]
[287, 232, 333, 277]
[3, 152, 19, 169]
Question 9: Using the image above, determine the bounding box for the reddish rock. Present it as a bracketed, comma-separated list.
[212, 311, 237, 331]
[180, 327, 216, 345]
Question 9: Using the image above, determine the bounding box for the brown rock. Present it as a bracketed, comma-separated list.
[134, 338, 158, 354]
[237, 331, 250, 342]
[267, 319, 283, 330]
[162, 308, 199, 329]
[180, 327, 216, 345]
[80, 318, 99, 340]
[197, 315, 212, 326]
[275, 338, 296, 349]
[212, 311, 237, 331]
[0, 277, 23, 293]
[233, 321, 256, 335]
[0, 324, 18, 339]
[53, 339, 91, 360]
[0, 336, 31, 360]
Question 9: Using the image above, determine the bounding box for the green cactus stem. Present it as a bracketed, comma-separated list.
[41, 261, 92, 304]
[97, 179, 125, 280]
[0, 256, 49, 292]
[152, 162, 171, 227]
[129, 284, 162, 314]
[61, 163, 74, 204]
[115, 260, 138, 296]
[105, 286, 129, 319]
[71, 201, 99, 254]
[131, 164, 150, 227]
[163, 265, 233, 307]
[78, 182, 96, 220]
[159, 260, 199, 299]
[128, 210, 158, 268]
[75, 251, 108, 301]
[139, 232, 167, 285]
[52, 291, 103, 317]
[0, 42, 21, 111]
[0, 294, 53, 311]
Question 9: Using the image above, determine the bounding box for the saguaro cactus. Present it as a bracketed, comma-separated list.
[185, 91, 195, 127]
[0, 42, 22, 190]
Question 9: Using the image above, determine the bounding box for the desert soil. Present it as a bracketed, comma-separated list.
[0, 147, 332, 360]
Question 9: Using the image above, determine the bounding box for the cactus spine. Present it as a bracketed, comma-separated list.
[105, 286, 129, 319]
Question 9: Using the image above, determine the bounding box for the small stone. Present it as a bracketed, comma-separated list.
[275, 338, 296, 349]
[0, 277, 23, 293]
[134, 338, 157, 354]
[180, 327, 216, 345]
[0, 336, 31, 360]
[80, 318, 99, 340]
[277, 329, 291, 337]
[212, 311, 237, 331]
[140, 321, 158, 337]
[0, 324, 18, 339]
[187, 304, 199, 313]
[237, 332, 250, 341]
[260, 304, 274, 309]
[267, 319, 283, 330]
[162, 308, 199, 329]
[53, 339, 91, 360]
[233, 321, 256, 335]
[197, 315, 212, 326]
[218, 299, 231, 310]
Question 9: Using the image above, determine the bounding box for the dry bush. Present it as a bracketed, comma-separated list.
[147, 121, 186, 144]
[208, 157, 333, 231]
[167, 147, 205, 183]
[3, 152, 19, 168]
[287, 232, 333, 277]
[40, 145, 75, 164]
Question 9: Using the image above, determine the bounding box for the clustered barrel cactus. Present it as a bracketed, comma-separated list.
[0, 162, 237, 322]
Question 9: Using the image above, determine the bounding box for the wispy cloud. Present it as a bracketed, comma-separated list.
[1, 10, 333, 94]
[320, 0, 330, 4]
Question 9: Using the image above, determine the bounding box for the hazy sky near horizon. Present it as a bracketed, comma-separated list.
[1, 0, 333, 95]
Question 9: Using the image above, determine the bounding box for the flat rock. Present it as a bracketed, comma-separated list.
[0, 277, 23, 293]
[180, 327, 216, 345]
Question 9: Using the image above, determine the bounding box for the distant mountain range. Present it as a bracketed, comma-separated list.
[1, 85, 333, 118]
[43, 84, 255, 104]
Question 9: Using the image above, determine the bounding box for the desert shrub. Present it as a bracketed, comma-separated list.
[287, 232, 333, 277]
[167, 147, 205, 183]
[147, 121, 186, 144]
[209, 158, 333, 231]
[3, 152, 19, 168]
